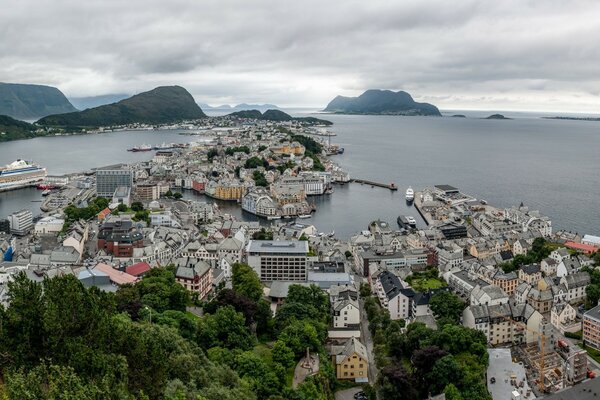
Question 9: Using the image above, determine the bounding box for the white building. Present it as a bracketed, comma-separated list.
[246, 240, 309, 282]
[332, 298, 360, 328]
[7, 209, 33, 236]
[34, 216, 65, 235]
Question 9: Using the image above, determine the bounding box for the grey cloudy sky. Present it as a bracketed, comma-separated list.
[2, 0, 600, 112]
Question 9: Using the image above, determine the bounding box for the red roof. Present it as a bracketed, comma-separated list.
[95, 263, 138, 285]
[126, 262, 151, 276]
[565, 241, 599, 254]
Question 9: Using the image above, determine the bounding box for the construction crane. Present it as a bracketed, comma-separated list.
[490, 309, 548, 393]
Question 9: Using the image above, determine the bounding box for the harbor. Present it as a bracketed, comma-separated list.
[351, 178, 398, 191]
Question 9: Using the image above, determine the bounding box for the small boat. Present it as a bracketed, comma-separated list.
[327, 230, 335, 237]
[298, 214, 312, 219]
[267, 215, 281, 220]
[128, 144, 152, 152]
[397, 215, 409, 228]
[406, 216, 417, 227]
[406, 186, 414, 201]
[41, 189, 51, 196]
[337, 148, 345, 154]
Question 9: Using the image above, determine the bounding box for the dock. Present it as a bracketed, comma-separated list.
[413, 191, 433, 225]
[351, 179, 398, 191]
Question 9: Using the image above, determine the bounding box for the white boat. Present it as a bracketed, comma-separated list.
[267, 215, 281, 220]
[406, 216, 417, 227]
[0, 160, 47, 192]
[41, 189, 51, 196]
[405, 186, 414, 201]
[298, 214, 312, 219]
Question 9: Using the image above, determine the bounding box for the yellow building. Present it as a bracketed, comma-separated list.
[271, 141, 305, 156]
[332, 337, 369, 381]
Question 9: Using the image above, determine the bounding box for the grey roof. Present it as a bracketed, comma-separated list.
[334, 337, 368, 365]
[562, 271, 590, 288]
[247, 240, 309, 254]
[585, 304, 600, 324]
[542, 372, 600, 399]
[520, 263, 541, 275]
[49, 246, 80, 263]
[333, 298, 359, 312]
[269, 281, 309, 298]
[174, 258, 211, 279]
[379, 271, 414, 301]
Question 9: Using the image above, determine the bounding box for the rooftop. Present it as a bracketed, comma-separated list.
[247, 240, 309, 254]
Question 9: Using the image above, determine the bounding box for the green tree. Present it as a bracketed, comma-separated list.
[286, 284, 329, 321]
[197, 306, 255, 350]
[587, 284, 600, 309]
[131, 202, 144, 212]
[278, 320, 321, 357]
[173, 192, 183, 199]
[428, 355, 464, 395]
[429, 291, 465, 324]
[232, 263, 263, 302]
[359, 283, 371, 298]
[271, 341, 295, 368]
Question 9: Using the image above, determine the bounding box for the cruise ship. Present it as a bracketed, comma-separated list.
[405, 186, 414, 202]
[0, 160, 47, 192]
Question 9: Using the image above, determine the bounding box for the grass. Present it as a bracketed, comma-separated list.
[578, 343, 600, 363]
[407, 277, 445, 292]
[285, 365, 295, 387]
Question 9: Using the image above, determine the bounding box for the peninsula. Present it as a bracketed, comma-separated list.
[323, 89, 441, 116]
[37, 86, 206, 128]
[0, 82, 77, 120]
[229, 109, 332, 125]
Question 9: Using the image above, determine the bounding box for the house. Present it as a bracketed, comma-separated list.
[541, 257, 558, 276]
[584, 304, 600, 350]
[375, 271, 415, 320]
[94, 263, 138, 286]
[444, 269, 488, 299]
[513, 239, 531, 256]
[565, 241, 599, 255]
[470, 284, 509, 307]
[526, 280, 554, 314]
[492, 270, 519, 295]
[550, 248, 570, 264]
[551, 302, 579, 334]
[560, 272, 590, 303]
[519, 264, 542, 285]
[50, 246, 81, 266]
[556, 257, 582, 278]
[332, 337, 369, 381]
[174, 258, 213, 300]
[332, 298, 360, 328]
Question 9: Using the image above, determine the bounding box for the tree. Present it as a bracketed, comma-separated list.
[131, 202, 144, 212]
[173, 192, 183, 199]
[444, 384, 464, 400]
[278, 320, 321, 357]
[428, 355, 464, 395]
[252, 170, 268, 187]
[359, 283, 371, 298]
[272, 341, 295, 368]
[232, 263, 263, 302]
[117, 203, 128, 212]
[429, 291, 465, 324]
[587, 284, 600, 309]
[197, 306, 255, 350]
[165, 190, 173, 198]
[378, 365, 419, 400]
[286, 284, 329, 321]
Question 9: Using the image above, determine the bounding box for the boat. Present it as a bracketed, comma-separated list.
[337, 148, 345, 154]
[128, 144, 152, 152]
[397, 215, 410, 228]
[406, 216, 417, 227]
[0, 160, 47, 192]
[41, 189, 51, 196]
[267, 215, 281, 220]
[405, 186, 414, 201]
[327, 230, 335, 237]
[298, 214, 312, 219]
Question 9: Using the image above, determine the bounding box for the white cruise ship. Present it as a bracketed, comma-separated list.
[0, 160, 47, 192]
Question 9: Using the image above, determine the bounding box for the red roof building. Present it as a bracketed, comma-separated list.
[126, 262, 151, 277]
[565, 241, 599, 255]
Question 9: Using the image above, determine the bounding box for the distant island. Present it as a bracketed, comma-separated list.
[485, 114, 511, 120]
[323, 89, 441, 116]
[543, 116, 600, 121]
[451, 114, 467, 118]
[200, 103, 281, 112]
[228, 109, 332, 125]
[37, 86, 206, 128]
[69, 94, 130, 110]
[0, 82, 77, 120]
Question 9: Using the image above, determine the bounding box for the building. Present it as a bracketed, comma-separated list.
[436, 242, 464, 272]
[332, 298, 360, 328]
[241, 188, 277, 217]
[375, 271, 415, 320]
[438, 222, 468, 239]
[470, 284, 509, 307]
[112, 186, 131, 206]
[126, 261, 151, 277]
[135, 184, 160, 201]
[34, 216, 65, 235]
[96, 165, 133, 198]
[246, 240, 309, 282]
[492, 270, 519, 296]
[551, 302, 579, 334]
[560, 272, 590, 303]
[97, 219, 144, 257]
[519, 264, 542, 285]
[583, 304, 600, 350]
[7, 209, 33, 236]
[174, 258, 213, 300]
[332, 337, 369, 381]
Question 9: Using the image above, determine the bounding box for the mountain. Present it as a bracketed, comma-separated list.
[485, 114, 511, 120]
[228, 109, 332, 125]
[38, 86, 206, 128]
[324, 89, 441, 116]
[0, 82, 77, 120]
[0, 115, 39, 142]
[69, 94, 130, 110]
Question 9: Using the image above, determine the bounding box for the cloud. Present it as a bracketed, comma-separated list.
[0, 0, 599, 111]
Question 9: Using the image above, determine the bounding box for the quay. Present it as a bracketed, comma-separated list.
[351, 179, 398, 191]
[413, 191, 433, 225]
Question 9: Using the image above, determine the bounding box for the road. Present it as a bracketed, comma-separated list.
[335, 387, 363, 400]
[359, 296, 378, 385]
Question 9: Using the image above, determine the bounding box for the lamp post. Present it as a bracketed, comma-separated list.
[144, 306, 152, 324]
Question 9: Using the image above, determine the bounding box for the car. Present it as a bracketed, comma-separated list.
[354, 392, 367, 400]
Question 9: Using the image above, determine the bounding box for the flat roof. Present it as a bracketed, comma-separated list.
[247, 240, 309, 254]
[435, 184, 459, 192]
[487, 348, 535, 400]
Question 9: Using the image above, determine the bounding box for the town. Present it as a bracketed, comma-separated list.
[1, 116, 600, 400]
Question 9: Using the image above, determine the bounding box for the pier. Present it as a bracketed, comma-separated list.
[351, 179, 398, 191]
[413, 191, 433, 225]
